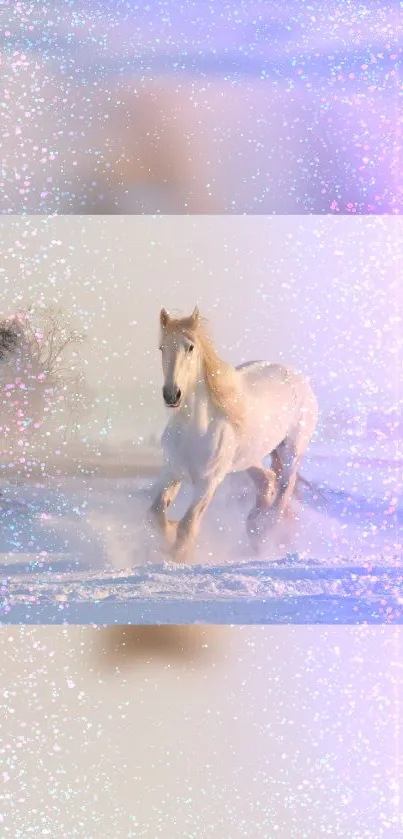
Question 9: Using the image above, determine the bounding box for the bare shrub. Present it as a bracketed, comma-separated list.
[0, 306, 91, 473]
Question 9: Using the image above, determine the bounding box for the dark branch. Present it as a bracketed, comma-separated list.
[0, 323, 19, 360]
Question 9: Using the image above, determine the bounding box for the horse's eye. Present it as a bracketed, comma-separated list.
[158, 346, 163, 352]
[187, 343, 194, 353]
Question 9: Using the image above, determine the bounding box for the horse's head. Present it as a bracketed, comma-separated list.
[159, 306, 202, 409]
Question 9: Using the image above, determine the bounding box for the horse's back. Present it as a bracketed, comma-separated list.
[237, 360, 317, 421]
[236, 360, 308, 390]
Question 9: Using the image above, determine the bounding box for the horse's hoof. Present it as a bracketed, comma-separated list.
[170, 542, 192, 564]
[170, 551, 188, 564]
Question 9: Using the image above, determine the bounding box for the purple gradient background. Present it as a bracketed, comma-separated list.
[1, 0, 400, 214]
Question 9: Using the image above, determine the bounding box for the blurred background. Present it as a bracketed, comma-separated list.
[1, 0, 401, 214]
[1, 624, 401, 837]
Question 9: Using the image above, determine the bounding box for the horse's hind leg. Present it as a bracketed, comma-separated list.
[270, 412, 317, 522]
[246, 388, 318, 553]
[245, 465, 277, 554]
[271, 439, 300, 520]
[247, 466, 277, 507]
[272, 389, 318, 521]
[246, 440, 301, 554]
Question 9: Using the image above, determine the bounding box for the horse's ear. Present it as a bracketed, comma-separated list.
[160, 308, 170, 328]
[191, 306, 200, 325]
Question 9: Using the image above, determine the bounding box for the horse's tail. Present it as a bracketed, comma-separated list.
[294, 472, 327, 504]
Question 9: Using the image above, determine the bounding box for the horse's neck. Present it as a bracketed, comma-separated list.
[179, 358, 239, 432]
[179, 379, 216, 432]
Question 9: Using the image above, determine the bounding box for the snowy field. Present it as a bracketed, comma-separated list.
[0, 440, 401, 624]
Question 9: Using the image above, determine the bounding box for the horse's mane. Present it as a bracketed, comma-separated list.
[163, 314, 245, 430]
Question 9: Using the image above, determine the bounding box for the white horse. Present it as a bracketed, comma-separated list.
[149, 307, 318, 561]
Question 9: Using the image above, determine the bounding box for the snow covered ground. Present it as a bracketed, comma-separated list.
[0, 440, 401, 624]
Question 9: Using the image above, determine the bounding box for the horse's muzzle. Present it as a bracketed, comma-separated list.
[162, 385, 181, 407]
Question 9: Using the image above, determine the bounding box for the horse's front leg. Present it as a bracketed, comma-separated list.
[171, 477, 220, 562]
[148, 468, 181, 548]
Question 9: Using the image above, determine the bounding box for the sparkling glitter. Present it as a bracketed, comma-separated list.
[0, 214, 401, 623]
[0, 0, 400, 214]
[0, 625, 401, 836]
